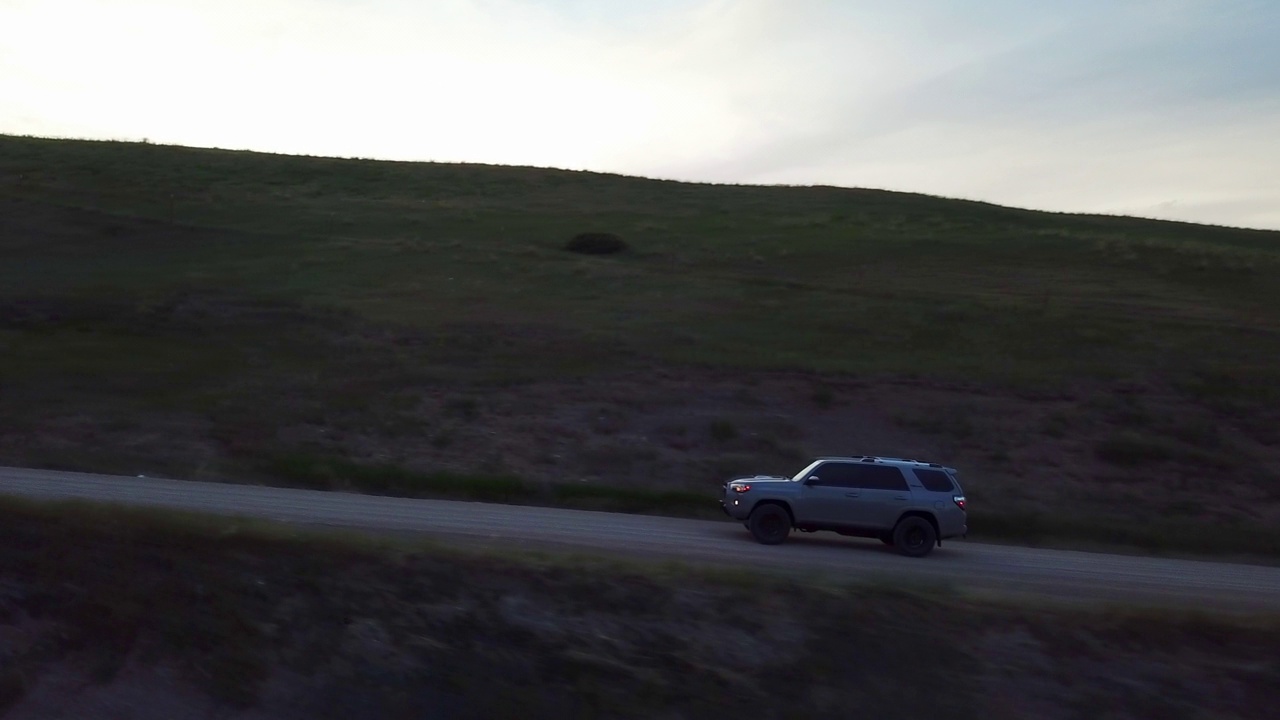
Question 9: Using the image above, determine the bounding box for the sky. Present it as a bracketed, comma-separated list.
[2, 0, 1278, 230]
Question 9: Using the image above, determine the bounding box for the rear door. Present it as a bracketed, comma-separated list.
[844, 464, 913, 528]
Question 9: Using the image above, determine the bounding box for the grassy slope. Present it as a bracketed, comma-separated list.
[5, 134, 1279, 379]
[2, 134, 1279, 553]
[1, 501, 1278, 719]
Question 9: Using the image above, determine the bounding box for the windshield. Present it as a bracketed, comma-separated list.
[790, 459, 823, 482]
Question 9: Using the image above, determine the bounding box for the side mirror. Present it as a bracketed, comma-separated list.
[804, 476, 820, 485]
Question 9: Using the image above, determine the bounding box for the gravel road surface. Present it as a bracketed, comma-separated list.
[3, 465, 1278, 613]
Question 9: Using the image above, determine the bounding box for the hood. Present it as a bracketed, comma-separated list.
[727, 475, 791, 484]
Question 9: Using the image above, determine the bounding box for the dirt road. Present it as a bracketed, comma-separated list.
[3, 465, 1278, 612]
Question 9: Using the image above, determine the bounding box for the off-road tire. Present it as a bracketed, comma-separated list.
[747, 504, 791, 545]
[891, 516, 937, 558]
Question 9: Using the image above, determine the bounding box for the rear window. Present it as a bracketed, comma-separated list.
[912, 468, 954, 492]
[848, 464, 910, 491]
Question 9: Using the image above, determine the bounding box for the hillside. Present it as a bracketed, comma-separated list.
[3, 503, 1276, 719]
[2, 134, 1278, 552]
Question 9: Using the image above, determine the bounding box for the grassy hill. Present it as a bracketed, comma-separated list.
[2, 134, 1278, 553]
[3, 501, 1277, 718]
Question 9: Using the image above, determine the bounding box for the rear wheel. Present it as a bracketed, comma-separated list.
[892, 516, 937, 558]
[747, 504, 791, 545]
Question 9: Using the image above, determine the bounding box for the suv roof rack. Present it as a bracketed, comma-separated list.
[823, 455, 945, 467]
[814, 453, 947, 466]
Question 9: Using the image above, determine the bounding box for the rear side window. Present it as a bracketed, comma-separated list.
[848, 465, 910, 491]
[913, 468, 954, 492]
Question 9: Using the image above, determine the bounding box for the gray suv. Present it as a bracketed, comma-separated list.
[719, 456, 967, 557]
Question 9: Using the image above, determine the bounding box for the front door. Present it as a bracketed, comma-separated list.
[794, 461, 864, 526]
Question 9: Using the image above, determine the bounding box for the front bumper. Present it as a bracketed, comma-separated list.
[719, 495, 752, 520]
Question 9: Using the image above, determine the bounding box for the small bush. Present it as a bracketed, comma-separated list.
[565, 232, 628, 255]
[1041, 412, 1071, 438]
[709, 419, 738, 443]
[444, 397, 479, 420]
[896, 413, 974, 439]
[339, 463, 532, 502]
[703, 454, 759, 482]
[747, 435, 806, 463]
[263, 454, 532, 502]
[0, 669, 26, 715]
[550, 484, 709, 515]
[810, 386, 834, 409]
[1166, 419, 1223, 449]
[263, 453, 337, 489]
[1094, 433, 1174, 466]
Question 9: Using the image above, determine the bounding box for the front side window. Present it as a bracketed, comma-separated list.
[791, 460, 825, 482]
[804, 462, 859, 487]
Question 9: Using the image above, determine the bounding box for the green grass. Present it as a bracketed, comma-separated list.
[2, 499, 1279, 717]
[3, 133, 1280, 559]
[3, 134, 1279, 385]
[547, 483, 711, 515]
[264, 453, 534, 502]
[260, 452, 720, 517]
[969, 510, 1280, 560]
[258, 450, 1280, 557]
[708, 419, 738, 443]
[1094, 433, 1178, 466]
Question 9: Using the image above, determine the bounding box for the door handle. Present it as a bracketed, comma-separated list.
[844, 493, 860, 498]
[892, 495, 908, 501]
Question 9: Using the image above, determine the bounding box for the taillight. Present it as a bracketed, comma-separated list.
[732, 484, 751, 493]
[953, 495, 966, 511]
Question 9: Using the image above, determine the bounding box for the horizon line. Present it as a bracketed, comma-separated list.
[5, 131, 1277, 235]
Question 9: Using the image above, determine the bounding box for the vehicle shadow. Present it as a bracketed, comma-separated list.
[711, 522, 964, 558]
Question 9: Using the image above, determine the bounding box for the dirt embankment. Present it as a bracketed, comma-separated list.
[1, 508, 1278, 719]
[4, 300, 1278, 531]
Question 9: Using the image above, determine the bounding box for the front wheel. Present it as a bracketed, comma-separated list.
[891, 516, 937, 558]
[747, 504, 791, 545]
